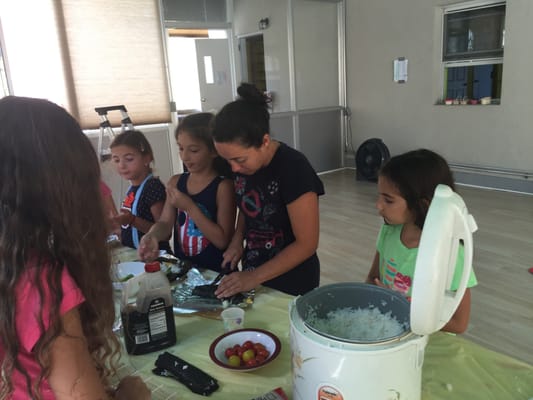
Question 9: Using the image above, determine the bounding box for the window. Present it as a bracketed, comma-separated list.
[442, 1, 505, 104]
[0, 0, 170, 128]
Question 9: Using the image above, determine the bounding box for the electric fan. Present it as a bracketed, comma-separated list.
[355, 138, 390, 182]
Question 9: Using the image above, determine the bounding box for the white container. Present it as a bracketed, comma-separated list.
[290, 185, 478, 400]
[221, 307, 245, 332]
[135, 262, 173, 312]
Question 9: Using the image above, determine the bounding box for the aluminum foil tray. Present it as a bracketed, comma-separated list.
[172, 268, 254, 314]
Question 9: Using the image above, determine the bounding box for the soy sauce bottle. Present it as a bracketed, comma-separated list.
[121, 261, 176, 355]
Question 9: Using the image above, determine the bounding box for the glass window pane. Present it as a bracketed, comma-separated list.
[444, 64, 503, 103]
[0, 0, 69, 107]
[204, 56, 214, 84]
[444, 5, 505, 61]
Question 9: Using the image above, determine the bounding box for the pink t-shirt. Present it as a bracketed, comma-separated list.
[100, 181, 112, 197]
[1, 265, 85, 399]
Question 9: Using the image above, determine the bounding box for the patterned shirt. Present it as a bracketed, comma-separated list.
[120, 176, 170, 251]
[234, 142, 325, 295]
[173, 173, 226, 271]
[376, 224, 478, 299]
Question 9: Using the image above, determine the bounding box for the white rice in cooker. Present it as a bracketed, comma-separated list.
[306, 306, 407, 341]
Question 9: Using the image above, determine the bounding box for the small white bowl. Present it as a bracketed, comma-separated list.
[209, 328, 281, 372]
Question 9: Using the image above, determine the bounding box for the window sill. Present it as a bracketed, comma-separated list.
[437, 103, 500, 106]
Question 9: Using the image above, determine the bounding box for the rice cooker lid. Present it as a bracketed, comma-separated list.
[410, 185, 478, 335]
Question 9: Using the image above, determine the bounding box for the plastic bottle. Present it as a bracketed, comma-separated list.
[121, 261, 176, 355]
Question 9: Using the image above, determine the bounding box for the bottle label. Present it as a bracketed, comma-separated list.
[148, 297, 168, 340]
[133, 320, 150, 345]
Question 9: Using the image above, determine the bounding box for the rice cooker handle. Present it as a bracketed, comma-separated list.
[443, 211, 477, 315]
[451, 213, 477, 313]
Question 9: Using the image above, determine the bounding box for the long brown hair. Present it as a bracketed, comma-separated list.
[176, 112, 232, 177]
[0, 96, 119, 398]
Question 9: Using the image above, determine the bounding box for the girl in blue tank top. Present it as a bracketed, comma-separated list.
[137, 113, 236, 272]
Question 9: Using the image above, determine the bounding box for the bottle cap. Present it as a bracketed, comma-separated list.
[145, 261, 161, 273]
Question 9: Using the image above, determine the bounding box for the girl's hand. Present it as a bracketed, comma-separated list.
[166, 185, 194, 211]
[221, 242, 244, 271]
[114, 376, 151, 400]
[373, 277, 386, 288]
[112, 209, 135, 226]
[138, 233, 159, 262]
[214, 270, 257, 298]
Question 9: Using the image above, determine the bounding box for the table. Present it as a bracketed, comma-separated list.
[111, 248, 533, 399]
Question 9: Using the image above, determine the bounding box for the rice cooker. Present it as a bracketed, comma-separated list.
[290, 184, 478, 400]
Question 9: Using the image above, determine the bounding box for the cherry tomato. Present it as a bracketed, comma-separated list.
[224, 347, 236, 358]
[227, 355, 241, 367]
[242, 349, 256, 362]
[245, 358, 258, 367]
[253, 343, 266, 351]
[257, 348, 270, 358]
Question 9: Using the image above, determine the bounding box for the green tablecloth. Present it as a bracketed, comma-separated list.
[112, 248, 533, 399]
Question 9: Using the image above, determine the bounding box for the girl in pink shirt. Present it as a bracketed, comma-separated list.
[0, 96, 150, 399]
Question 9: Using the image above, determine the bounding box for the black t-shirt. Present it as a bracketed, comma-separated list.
[234, 142, 325, 295]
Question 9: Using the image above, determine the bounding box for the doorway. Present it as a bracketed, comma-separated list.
[239, 34, 266, 93]
[166, 29, 234, 115]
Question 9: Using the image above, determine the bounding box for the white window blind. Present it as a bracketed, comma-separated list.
[0, 0, 170, 129]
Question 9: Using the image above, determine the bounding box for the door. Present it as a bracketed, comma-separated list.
[195, 38, 233, 113]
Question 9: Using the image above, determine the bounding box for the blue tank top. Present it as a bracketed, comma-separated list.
[173, 173, 225, 272]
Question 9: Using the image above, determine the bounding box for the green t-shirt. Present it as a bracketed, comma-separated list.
[376, 224, 478, 299]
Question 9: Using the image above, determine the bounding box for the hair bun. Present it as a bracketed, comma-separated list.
[237, 83, 268, 106]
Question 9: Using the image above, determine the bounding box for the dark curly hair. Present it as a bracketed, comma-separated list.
[0, 96, 119, 398]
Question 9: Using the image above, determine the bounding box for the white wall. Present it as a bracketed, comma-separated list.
[233, 0, 292, 112]
[231, 0, 344, 172]
[346, 0, 533, 173]
[293, 0, 339, 110]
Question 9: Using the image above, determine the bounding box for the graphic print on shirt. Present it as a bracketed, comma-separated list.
[238, 176, 284, 268]
[121, 190, 135, 211]
[120, 190, 136, 229]
[241, 190, 261, 218]
[383, 257, 412, 297]
[235, 175, 246, 195]
[178, 203, 212, 256]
